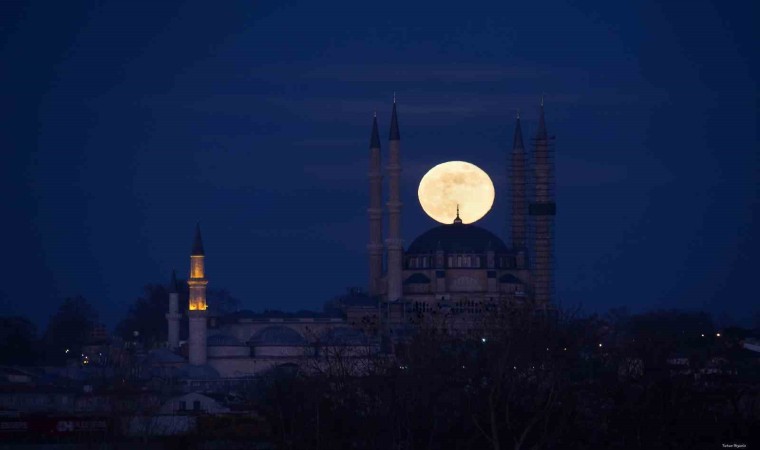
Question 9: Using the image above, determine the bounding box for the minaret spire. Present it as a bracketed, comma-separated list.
[169, 269, 179, 293]
[188, 225, 209, 365]
[530, 97, 556, 306]
[511, 113, 528, 251]
[166, 270, 181, 350]
[386, 97, 403, 303]
[367, 114, 383, 296]
[192, 222, 204, 256]
[536, 100, 547, 139]
[389, 98, 400, 141]
[370, 114, 381, 149]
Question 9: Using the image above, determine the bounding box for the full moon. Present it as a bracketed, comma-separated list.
[418, 161, 495, 224]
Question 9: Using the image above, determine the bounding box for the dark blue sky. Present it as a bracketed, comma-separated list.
[2, 0, 757, 328]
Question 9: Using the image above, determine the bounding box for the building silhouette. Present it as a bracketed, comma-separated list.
[162, 98, 556, 378]
[371, 99, 555, 330]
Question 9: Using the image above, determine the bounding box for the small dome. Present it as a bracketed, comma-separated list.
[251, 326, 308, 346]
[407, 223, 508, 254]
[207, 333, 242, 347]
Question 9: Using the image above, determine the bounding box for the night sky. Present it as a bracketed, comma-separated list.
[2, 0, 757, 328]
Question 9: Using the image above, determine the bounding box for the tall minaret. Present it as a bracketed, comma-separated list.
[511, 112, 528, 251]
[367, 113, 384, 297]
[187, 223, 208, 365]
[529, 98, 556, 305]
[386, 97, 403, 303]
[166, 270, 181, 350]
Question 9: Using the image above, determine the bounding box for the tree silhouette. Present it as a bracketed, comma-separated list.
[116, 284, 174, 348]
[43, 296, 98, 365]
[0, 315, 39, 365]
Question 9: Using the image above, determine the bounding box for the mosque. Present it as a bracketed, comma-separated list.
[156, 99, 557, 379]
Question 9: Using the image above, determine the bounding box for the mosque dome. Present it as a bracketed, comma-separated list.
[407, 223, 509, 254]
[250, 326, 308, 346]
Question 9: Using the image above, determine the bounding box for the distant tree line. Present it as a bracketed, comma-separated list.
[0, 281, 239, 366]
[0, 290, 757, 448]
[248, 308, 759, 450]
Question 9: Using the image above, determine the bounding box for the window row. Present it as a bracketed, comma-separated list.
[406, 255, 517, 269]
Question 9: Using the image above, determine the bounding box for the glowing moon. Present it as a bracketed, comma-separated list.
[418, 161, 495, 224]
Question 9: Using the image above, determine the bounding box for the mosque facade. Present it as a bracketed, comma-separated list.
[160, 99, 556, 378]
[371, 99, 555, 328]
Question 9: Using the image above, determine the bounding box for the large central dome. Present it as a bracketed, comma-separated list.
[407, 223, 509, 254]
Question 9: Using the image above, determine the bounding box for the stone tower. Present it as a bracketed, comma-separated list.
[529, 100, 556, 305]
[166, 270, 181, 350]
[367, 113, 383, 297]
[386, 98, 403, 303]
[511, 113, 528, 251]
[187, 223, 208, 365]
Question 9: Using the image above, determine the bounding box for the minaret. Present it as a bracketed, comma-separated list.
[187, 223, 208, 365]
[367, 113, 384, 297]
[386, 97, 403, 303]
[166, 270, 181, 350]
[529, 98, 556, 305]
[511, 112, 528, 251]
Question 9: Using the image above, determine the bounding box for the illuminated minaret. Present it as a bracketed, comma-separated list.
[187, 223, 208, 365]
[529, 98, 556, 305]
[166, 270, 180, 350]
[367, 113, 384, 297]
[386, 97, 403, 303]
[511, 112, 528, 252]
